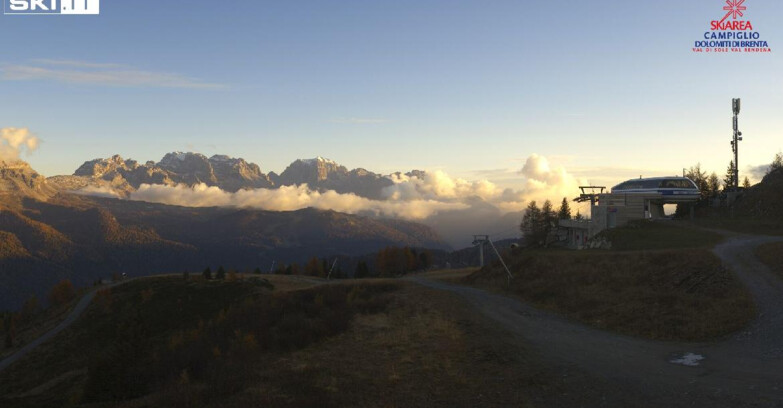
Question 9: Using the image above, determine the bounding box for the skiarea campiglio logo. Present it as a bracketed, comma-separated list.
[693, 0, 771, 53]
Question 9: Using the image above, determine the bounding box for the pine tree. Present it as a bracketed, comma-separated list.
[742, 176, 751, 189]
[216, 266, 226, 280]
[685, 163, 709, 198]
[769, 151, 783, 174]
[557, 197, 572, 220]
[355, 261, 369, 279]
[403, 247, 418, 272]
[418, 251, 431, 269]
[723, 160, 736, 190]
[521, 201, 548, 246]
[707, 172, 721, 197]
[305, 257, 323, 277]
[574, 210, 583, 220]
[202, 267, 212, 280]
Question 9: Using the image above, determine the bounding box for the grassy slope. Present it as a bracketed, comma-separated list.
[756, 242, 783, 279]
[467, 222, 755, 341]
[694, 217, 783, 236]
[0, 276, 571, 408]
[599, 220, 724, 250]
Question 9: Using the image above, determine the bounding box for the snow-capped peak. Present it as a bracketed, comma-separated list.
[301, 156, 336, 166]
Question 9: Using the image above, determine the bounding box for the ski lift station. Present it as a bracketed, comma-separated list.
[560, 177, 701, 249]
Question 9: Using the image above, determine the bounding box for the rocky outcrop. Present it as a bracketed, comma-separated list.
[71, 152, 275, 193]
[0, 160, 57, 205]
[278, 157, 393, 199]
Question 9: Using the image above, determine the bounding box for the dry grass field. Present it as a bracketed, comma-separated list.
[467, 248, 755, 341]
[0, 275, 573, 407]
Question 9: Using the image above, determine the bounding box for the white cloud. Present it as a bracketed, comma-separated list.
[1, 60, 223, 89]
[0, 127, 39, 161]
[130, 183, 467, 220]
[380, 154, 586, 213]
[74, 153, 585, 247]
[518, 154, 588, 205]
[70, 185, 123, 199]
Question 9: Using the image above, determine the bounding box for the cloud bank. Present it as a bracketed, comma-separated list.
[0, 127, 39, 162]
[131, 183, 468, 220]
[77, 153, 585, 246]
[382, 154, 586, 213]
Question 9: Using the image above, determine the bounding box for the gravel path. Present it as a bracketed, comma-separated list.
[0, 280, 130, 373]
[411, 234, 783, 407]
[0, 274, 328, 375]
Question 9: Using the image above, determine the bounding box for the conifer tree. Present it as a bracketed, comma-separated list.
[557, 197, 572, 220]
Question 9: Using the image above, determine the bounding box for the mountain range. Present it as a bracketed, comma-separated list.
[53, 152, 525, 246]
[50, 153, 394, 199]
[0, 158, 449, 310]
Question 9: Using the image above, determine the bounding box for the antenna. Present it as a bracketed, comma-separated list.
[731, 98, 742, 190]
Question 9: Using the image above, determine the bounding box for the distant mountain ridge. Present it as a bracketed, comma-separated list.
[56, 152, 393, 199]
[67, 152, 274, 193]
[0, 158, 450, 310]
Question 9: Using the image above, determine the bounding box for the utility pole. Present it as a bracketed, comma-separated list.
[327, 258, 338, 280]
[472, 235, 488, 267]
[472, 235, 513, 285]
[731, 98, 743, 190]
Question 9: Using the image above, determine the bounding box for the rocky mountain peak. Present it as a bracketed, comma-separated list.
[74, 155, 139, 178]
[0, 159, 56, 204]
[280, 157, 348, 184]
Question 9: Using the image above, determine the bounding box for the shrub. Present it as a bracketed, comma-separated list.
[48, 279, 75, 307]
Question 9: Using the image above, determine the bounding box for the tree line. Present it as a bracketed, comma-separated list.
[520, 197, 577, 246]
[685, 152, 782, 199]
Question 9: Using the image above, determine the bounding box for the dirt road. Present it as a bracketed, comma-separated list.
[411, 234, 783, 407]
[0, 285, 103, 373]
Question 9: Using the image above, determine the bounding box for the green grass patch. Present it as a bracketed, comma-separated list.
[694, 217, 783, 236]
[467, 248, 755, 341]
[598, 220, 724, 251]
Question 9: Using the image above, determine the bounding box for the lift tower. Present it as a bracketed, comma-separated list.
[731, 98, 742, 190]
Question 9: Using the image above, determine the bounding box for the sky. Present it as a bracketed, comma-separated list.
[1, 0, 782, 192]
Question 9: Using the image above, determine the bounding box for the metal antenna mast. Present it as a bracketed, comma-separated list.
[731, 98, 743, 190]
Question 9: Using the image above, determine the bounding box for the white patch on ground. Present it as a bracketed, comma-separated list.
[670, 352, 705, 366]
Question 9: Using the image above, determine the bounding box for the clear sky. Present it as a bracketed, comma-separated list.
[1, 0, 781, 189]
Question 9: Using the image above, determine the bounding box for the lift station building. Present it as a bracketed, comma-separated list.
[560, 177, 701, 248]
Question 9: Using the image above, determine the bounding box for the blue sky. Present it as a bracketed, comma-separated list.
[1, 0, 781, 189]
